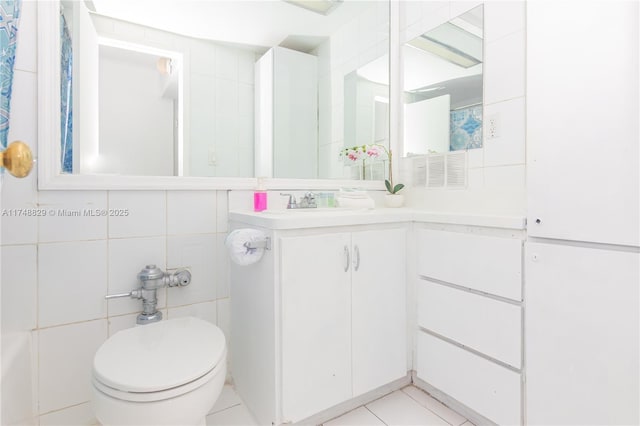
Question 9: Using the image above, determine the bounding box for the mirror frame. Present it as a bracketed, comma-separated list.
[37, 0, 396, 191]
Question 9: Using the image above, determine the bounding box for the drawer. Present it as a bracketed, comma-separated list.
[417, 229, 522, 300]
[418, 280, 521, 368]
[417, 332, 521, 426]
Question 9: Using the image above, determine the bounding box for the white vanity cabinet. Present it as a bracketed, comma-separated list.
[230, 218, 408, 425]
[413, 225, 525, 425]
[280, 227, 407, 421]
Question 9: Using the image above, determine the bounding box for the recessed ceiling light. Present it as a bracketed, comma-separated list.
[283, 0, 343, 16]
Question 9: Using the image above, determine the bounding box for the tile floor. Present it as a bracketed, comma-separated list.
[206, 385, 474, 426]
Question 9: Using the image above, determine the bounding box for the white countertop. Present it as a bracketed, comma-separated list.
[229, 208, 526, 230]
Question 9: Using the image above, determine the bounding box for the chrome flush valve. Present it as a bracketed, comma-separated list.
[105, 264, 191, 325]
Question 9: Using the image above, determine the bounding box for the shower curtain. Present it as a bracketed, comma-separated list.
[0, 0, 22, 151]
[60, 11, 73, 173]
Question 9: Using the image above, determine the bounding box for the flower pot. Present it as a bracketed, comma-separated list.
[384, 193, 404, 208]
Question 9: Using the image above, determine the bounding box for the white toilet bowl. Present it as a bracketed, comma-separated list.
[92, 317, 227, 426]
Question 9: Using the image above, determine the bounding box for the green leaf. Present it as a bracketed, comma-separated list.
[385, 179, 392, 193]
[393, 183, 405, 194]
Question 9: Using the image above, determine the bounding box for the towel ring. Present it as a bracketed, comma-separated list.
[1, 141, 33, 178]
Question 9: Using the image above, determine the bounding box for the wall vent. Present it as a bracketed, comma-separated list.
[427, 154, 445, 188]
[446, 151, 467, 189]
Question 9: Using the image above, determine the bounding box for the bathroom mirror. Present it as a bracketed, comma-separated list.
[48, 0, 390, 186]
[402, 5, 483, 156]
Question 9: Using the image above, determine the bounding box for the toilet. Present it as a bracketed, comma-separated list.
[92, 317, 227, 426]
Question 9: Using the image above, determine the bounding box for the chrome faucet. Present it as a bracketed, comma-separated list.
[105, 265, 191, 325]
[280, 192, 317, 209]
[280, 193, 297, 209]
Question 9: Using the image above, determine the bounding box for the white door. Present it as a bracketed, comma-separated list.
[280, 233, 352, 422]
[351, 228, 407, 396]
[525, 242, 639, 425]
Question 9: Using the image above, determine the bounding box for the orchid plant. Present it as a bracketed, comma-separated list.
[340, 144, 405, 195]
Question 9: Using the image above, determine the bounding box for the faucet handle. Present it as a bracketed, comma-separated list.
[280, 193, 297, 209]
[303, 192, 317, 208]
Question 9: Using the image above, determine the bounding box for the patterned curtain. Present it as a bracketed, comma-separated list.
[60, 12, 73, 173]
[0, 0, 22, 150]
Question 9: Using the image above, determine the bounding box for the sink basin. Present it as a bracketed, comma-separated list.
[262, 208, 369, 215]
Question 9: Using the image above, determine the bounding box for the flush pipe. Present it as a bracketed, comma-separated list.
[105, 265, 191, 325]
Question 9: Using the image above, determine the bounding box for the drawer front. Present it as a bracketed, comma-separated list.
[418, 280, 521, 368]
[417, 332, 521, 426]
[417, 229, 522, 300]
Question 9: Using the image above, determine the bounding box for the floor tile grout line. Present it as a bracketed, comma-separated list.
[400, 386, 464, 426]
[206, 402, 243, 417]
[364, 405, 389, 426]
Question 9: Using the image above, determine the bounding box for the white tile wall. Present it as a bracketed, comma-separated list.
[108, 191, 167, 238]
[108, 237, 167, 316]
[0, 171, 38, 244]
[1, 245, 37, 332]
[167, 191, 217, 234]
[484, 30, 526, 105]
[38, 240, 108, 327]
[216, 234, 231, 299]
[484, 164, 526, 191]
[38, 320, 108, 414]
[484, 1, 526, 43]
[167, 234, 217, 306]
[38, 191, 108, 242]
[107, 313, 141, 336]
[168, 300, 217, 325]
[483, 97, 526, 167]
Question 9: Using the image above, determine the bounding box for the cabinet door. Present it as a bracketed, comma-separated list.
[527, 1, 639, 246]
[352, 228, 407, 396]
[280, 233, 352, 422]
[526, 242, 639, 425]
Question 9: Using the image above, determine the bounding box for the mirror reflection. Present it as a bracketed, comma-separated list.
[402, 5, 483, 157]
[60, 0, 389, 179]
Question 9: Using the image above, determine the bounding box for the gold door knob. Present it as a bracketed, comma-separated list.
[1, 141, 33, 178]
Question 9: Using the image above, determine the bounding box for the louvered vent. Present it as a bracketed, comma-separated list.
[427, 154, 445, 188]
[446, 151, 467, 189]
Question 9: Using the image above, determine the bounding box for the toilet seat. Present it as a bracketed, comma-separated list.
[93, 317, 226, 402]
[93, 355, 226, 402]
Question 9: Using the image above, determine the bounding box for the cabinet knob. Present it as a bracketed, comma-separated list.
[535, 218, 542, 224]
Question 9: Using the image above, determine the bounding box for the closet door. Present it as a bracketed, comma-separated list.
[526, 242, 639, 425]
[527, 1, 639, 246]
[280, 233, 352, 422]
[352, 228, 407, 396]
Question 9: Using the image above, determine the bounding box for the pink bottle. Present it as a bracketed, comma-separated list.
[254, 179, 267, 212]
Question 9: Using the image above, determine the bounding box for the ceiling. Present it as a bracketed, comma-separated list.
[90, 0, 375, 50]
